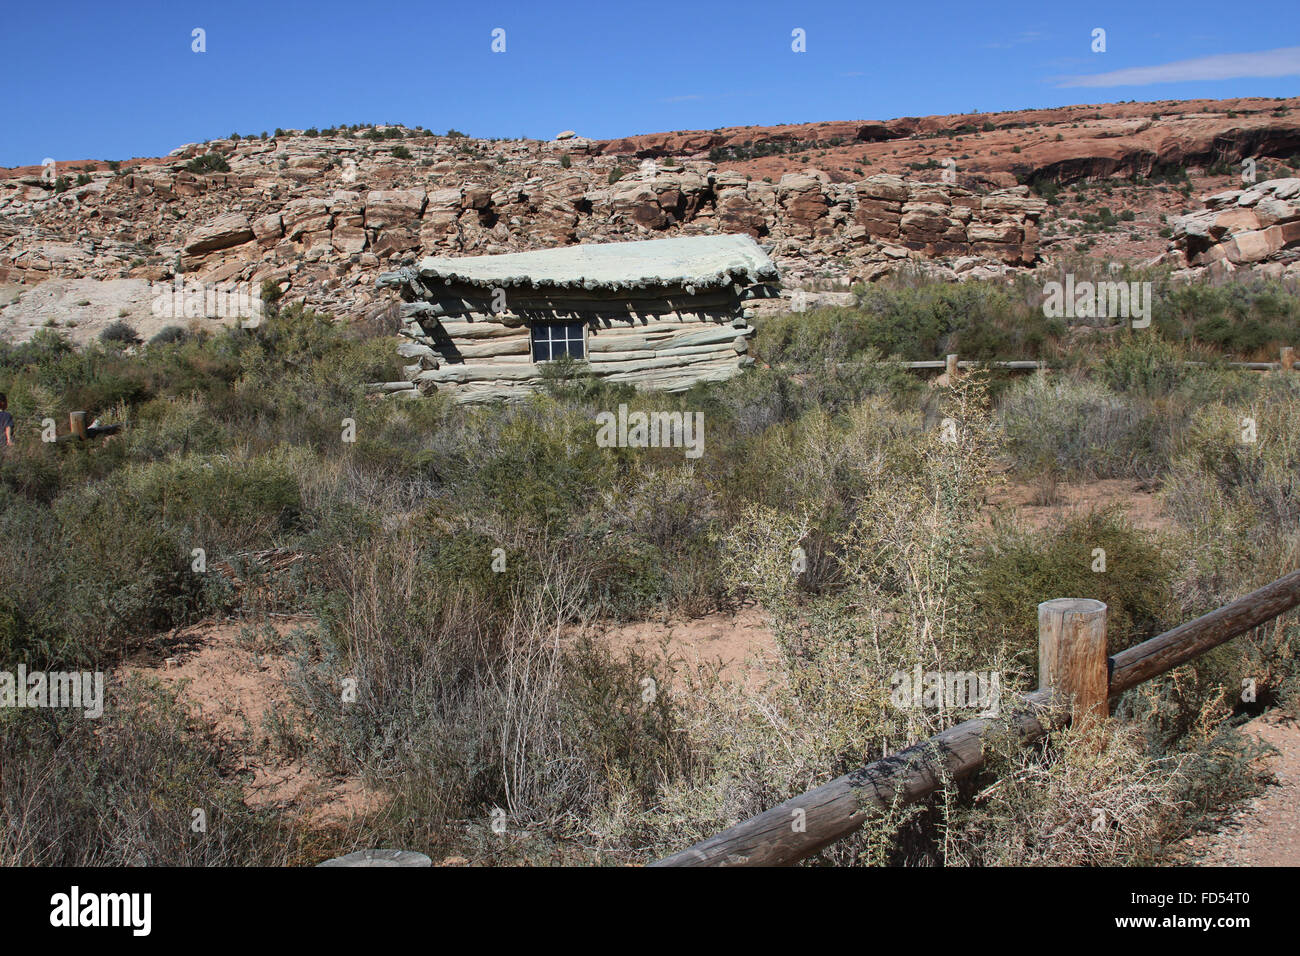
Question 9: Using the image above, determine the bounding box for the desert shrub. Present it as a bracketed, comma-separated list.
[973, 509, 1176, 654]
[73, 453, 300, 555]
[148, 324, 189, 345]
[999, 374, 1175, 479]
[1159, 277, 1300, 355]
[1159, 385, 1300, 610]
[53, 499, 215, 664]
[123, 396, 230, 462]
[467, 396, 620, 529]
[0, 679, 303, 865]
[0, 441, 65, 501]
[293, 531, 694, 838]
[1098, 336, 1190, 397]
[185, 152, 230, 174]
[1163, 392, 1300, 534]
[98, 320, 139, 345]
[639, 376, 1017, 860]
[947, 721, 1206, 866]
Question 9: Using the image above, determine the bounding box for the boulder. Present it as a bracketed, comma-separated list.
[252, 212, 284, 245]
[364, 189, 427, 229]
[282, 198, 332, 240]
[184, 212, 254, 254]
[331, 226, 367, 255]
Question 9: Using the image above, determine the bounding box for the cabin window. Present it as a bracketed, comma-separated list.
[531, 321, 586, 361]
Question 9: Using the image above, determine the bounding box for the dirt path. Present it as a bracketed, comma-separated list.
[587, 605, 778, 681]
[1172, 711, 1300, 866]
[127, 617, 384, 826]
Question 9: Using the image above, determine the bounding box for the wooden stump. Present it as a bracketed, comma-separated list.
[1037, 598, 1109, 729]
[1281, 346, 1295, 371]
[945, 353, 959, 378]
[317, 849, 432, 867]
[69, 411, 87, 440]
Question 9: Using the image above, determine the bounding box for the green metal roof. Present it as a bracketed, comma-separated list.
[378, 234, 778, 293]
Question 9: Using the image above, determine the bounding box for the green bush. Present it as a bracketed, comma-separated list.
[0, 680, 303, 865]
[184, 152, 231, 174]
[974, 509, 1175, 653]
[98, 320, 139, 345]
[148, 324, 189, 345]
[1098, 337, 1189, 397]
[999, 374, 1176, 479]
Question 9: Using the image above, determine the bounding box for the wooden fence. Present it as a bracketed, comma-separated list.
[900, 346, 1296, 375]
[653, 569, 1300, 867]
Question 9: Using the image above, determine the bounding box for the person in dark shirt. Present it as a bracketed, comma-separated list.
[0, 393, 13, 447]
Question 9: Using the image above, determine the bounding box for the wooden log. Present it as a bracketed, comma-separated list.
[1038, 598, 1109, 728]
[396, 341, 435, 358]
[410, 288, 743, 311]
[1109, 568, 1300, 696]
[588, 341, 739, 363]
[435, 337, 530, 359]
[604, 358, 743, 389]
[450, 381, 544, 404]
[317, 850, 431, 867]
[653, 688, 1059, 866]
[69, 411, 87, 440]
[478, 308, 738, 325]
[1282, 346, 1295, 371]
[438, 320, 533, 339]
[416, 363, 545, 384]
[589, 316, 732, 334]
[658, 325, 754, 349]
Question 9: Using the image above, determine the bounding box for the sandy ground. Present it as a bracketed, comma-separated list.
[581, 604, 778, 683]
[988, 476, 1170, 533]
[1169, 711, 1300, 866]
[128, 617, 384, 827]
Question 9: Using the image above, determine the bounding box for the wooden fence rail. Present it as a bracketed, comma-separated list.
[895, 346, 1296, 373]
[653, 568, 1300, 867]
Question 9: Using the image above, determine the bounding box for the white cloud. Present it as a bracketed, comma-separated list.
[1057, 46, 1300, 87]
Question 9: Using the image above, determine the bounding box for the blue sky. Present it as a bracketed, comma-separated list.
[2, 0, 1297, 167]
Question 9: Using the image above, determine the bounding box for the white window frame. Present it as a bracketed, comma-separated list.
[530, 320, 587, 362]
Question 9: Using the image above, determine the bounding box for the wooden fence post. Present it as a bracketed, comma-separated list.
[1038, 598, 1109, 728]
[945, 353, 959, 378]
[1281, 346, 1295, 371]
[69, 411, 87, 440]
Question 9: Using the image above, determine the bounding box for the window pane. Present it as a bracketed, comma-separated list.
[530, 321, 584, 361]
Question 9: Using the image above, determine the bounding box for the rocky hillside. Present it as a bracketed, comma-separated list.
[2, 96, 1299, 343]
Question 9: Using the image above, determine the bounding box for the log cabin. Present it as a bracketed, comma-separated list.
[373, 234, 780, 403]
